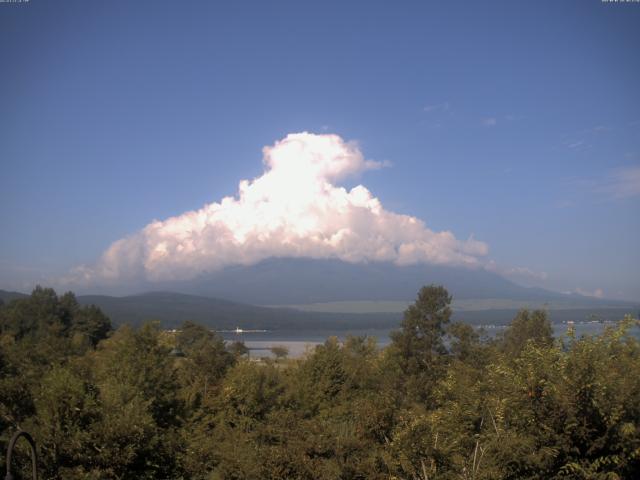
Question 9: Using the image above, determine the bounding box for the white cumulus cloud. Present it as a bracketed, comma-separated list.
[68, 132, 488, 285]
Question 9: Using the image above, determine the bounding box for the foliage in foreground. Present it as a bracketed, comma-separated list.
[1, 286, 639, 479]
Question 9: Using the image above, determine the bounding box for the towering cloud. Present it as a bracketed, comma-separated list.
[70, 132, 488, 285]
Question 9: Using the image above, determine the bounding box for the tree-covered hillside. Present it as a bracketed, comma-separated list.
[1, 286, 639, 479]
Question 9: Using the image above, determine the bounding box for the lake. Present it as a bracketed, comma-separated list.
[221, 321, 640, 358]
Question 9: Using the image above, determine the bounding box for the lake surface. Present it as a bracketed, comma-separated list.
[221, 322, 640, 358]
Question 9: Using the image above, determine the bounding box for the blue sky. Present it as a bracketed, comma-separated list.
[1, 0, 639, 299]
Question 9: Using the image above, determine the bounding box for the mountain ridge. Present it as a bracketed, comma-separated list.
[2, 287, 637, 331]
[151, 258, 636, 306]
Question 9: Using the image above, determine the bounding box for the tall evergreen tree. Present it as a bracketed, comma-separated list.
[390, 285, 453, 403]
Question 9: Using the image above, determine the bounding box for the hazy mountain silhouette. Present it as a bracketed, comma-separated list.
[2, 282, 636, 330]
[158, 258, 632, 306]
[2, 258, 637, 330]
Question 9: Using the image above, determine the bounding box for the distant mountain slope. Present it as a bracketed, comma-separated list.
[0, 289, 28, 303]
[3, 288, 635, 331]
[154, 258, 635, 307]
[76, 291, 637, 330]
[77, 291, 399, 330]
[3, 258, 637, 331]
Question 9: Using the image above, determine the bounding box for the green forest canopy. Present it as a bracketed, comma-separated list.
[1, 285, 639, 479]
